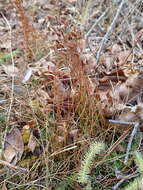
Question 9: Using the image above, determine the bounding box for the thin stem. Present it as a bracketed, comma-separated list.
[85, 8, 109, 38]
[96, 0, 125, 63]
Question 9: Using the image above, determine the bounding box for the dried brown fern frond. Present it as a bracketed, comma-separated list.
[12, 0, 39, 61]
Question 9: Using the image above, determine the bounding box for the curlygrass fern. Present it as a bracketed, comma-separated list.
[124, 177, 143, 190]
[78, 141, 105, 184]
[124, 152, 143, 190]
[135, 152, 143, 174]
[85, 181, 92, 190]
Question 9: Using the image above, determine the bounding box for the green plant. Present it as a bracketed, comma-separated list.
[0, 49, 21, 63]
[55, 176, 74, 190]
[78, 141, 105, 189]
[124, 152, 143, 190]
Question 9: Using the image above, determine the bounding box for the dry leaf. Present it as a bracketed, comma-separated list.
[53, 79, 68, 102]
[118, 107, 137, 122]
[131, 103, 143, 120]
[117, 50, 132, 66]
[69, 129, 78, 142]
[28, 133, 37, 153]
[87, 78, 96, 95]
[36, 59, 57, 73]
[115, 144, 125, 153]
[118, 73, 143, 102]
[27, 120, 36, 129]
[2, 65, 19, 77]
[3, 146, 16, 164]
[66, 0, 77, 2]
[104, 56, 114, 73]
[3, 127, 24, 165]
[22, 68, 34, 83]
[118, 83, 132, 100]
[58, 136, 65, 143]
[111, 44, 122, 54]
[2, 183, 7, 190]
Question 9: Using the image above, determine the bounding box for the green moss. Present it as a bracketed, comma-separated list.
[0, 49, 22, 63]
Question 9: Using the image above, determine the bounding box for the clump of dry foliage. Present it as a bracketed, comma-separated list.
[0, 0, 143, 189]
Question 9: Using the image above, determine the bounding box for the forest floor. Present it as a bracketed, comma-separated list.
[0, 0, 143, 189]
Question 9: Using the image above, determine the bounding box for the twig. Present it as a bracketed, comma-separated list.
[96, 0, 125, 63]
[0, 12, 15, 147]
[85, 8, 109, 38]
[108, 119, 136, 126]
[124, 122, 140, 164]
[49, 145, 77, 157]
[125, 0, 143, 15]
[0, 160, 28, 172]
[108, 120, 140, 164]
[112, 171, 139, 190]
[105, 128, 130, 157]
